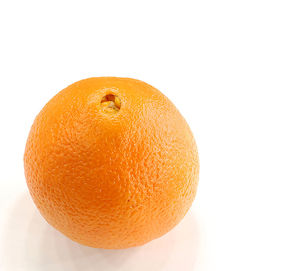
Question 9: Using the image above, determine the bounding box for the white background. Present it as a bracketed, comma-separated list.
[0, 1, 300, 270]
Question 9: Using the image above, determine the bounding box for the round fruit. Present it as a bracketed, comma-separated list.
[24, 77, 199, 249]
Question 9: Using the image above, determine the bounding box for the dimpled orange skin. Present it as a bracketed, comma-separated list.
[24, 77, 199, 249]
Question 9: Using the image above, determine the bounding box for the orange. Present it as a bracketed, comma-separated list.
[24, 77, 199, 249]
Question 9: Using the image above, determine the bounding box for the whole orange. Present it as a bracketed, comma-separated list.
[24, 77, 199, 249]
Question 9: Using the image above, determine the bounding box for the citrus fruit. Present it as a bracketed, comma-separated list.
[24, 77, 199, 249]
